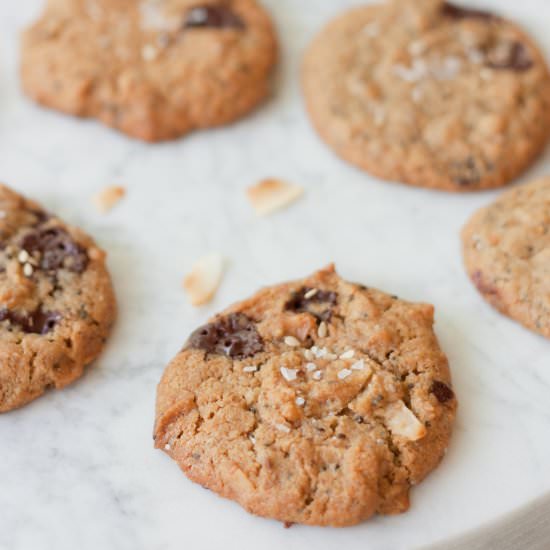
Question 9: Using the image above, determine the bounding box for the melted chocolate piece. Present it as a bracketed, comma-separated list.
[430, 381, 455, 403]
[0, 307, 61, 335]
[441, 2, 495, 20]
[21, 227, 88, 273]
[284, 287, 337, 322]
[486, 41, 533, 71]
[183, 5, 245, 30]
[187, 313, 263, 359]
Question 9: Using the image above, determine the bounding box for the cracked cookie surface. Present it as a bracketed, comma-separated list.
[0, 184, 116, 412]
[302, 0, 550, 191]
[21, 0, 278, 142]
[154, 265, 456, 526]
[462, 177, 550, 338]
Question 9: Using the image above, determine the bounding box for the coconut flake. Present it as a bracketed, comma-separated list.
[247, 178, 304, 216]
[182, 253, 224, 306]
[384, 401, 427, 441]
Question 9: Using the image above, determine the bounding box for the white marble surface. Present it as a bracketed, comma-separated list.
[1, 1, 549, 549]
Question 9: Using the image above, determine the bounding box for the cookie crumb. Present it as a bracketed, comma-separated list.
[183, 253, 224, 306]
[93, 185, 126, 213]
[247, 178, 304, 216]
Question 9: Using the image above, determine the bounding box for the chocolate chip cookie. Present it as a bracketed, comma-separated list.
[462, 177, 550, 338]
[302, 0, 550, 191]
[0, 184, 116, 412]
[154, 265, 456, 526]
[21, 0, 278, 142]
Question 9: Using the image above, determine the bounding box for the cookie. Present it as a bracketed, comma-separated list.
[0, 184, 116, 412]
[462, 177, 550, 338]
[302, 0, 550, 192]
[154, 265, 456, 526]
[21, 0, 278, 142]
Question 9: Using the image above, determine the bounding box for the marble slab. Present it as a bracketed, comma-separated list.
[0, 1, 549, 549]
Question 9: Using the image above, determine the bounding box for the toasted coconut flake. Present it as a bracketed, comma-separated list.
[247, 178, 304, 216]
[384, 401, 427, 441]
[183, 253, 224, 306]
[93, 185, 126, 213]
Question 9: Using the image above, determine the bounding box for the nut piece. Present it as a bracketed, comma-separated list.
[93, 185, 126, 213]
[383, 400, 427, 441]
[183, 253, 224, 306]
[247, 178, 304, 216]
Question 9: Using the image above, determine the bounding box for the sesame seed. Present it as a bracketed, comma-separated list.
[164, 443, 171, 451]
[411, 86, 423, 103]
[23, 263, 33, 277]
[338, 369, 352, 380]
[325, 353, 338, 361]
[317, 322, 327, 338]
[280, 367, 298, 382]
[306, 362, 316, 372]
[141, 44, 158, 61]
[295, 397, 305, 407]
[351, 359, 365, 371]
[303, 349, 314, 360]
[313, 371, 322, 380]
[249, 434, 256, 444]
[275, 423, 291, 434]
[18, 250, 30, 263]
[243, 366, 258, 373]
[362, 22, 379, 37]
[304, 288, 318, 299]
[408, 39, 426, 57]
[284, 336, 300, 347]
[340, 350, 355, 360]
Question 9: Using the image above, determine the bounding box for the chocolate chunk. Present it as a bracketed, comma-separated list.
[21, 227, 88, 273]
[0, 307, 61, 335]
[284, 287, 337, 322]
[187, 313, 264, 359]
[183, 5, 245, 30]
[441, 2, 495, 20]
[430, 381, 455, 403]
[486, 41, 533, 72]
